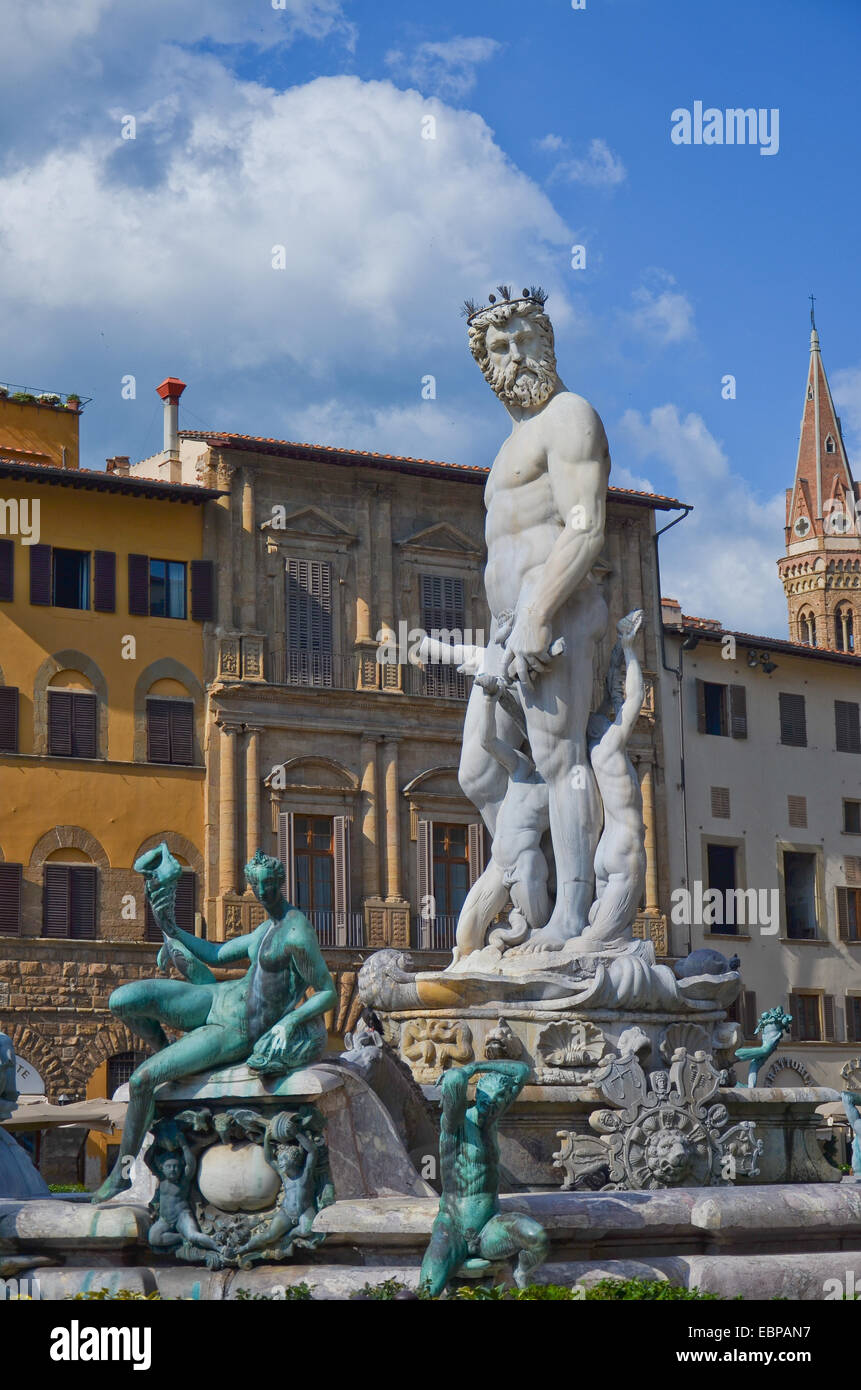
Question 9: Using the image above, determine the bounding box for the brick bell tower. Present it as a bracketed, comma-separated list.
[778, 304, 861, 651]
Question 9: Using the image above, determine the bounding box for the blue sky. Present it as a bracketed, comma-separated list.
[1, 0, 859, 634]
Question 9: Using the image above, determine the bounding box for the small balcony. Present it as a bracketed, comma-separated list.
[412, 913, 459, 951]
[306, 909, 365, 948]
[267, 648, 471, 699]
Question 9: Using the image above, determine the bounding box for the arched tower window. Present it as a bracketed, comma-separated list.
[835, 604, 855, 653]
[825, 435, 836, 454]
[798, 610, 817, 647]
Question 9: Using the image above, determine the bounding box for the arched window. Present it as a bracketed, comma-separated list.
[798, 610, 817, 647]
[836, 605, 855, 653]
[825, 435, 836, 454]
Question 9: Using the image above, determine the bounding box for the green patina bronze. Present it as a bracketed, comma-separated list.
[91, 844, 336, 1204]
[735, 1005, 793, 1087]
[419, 1060, 548, 1296]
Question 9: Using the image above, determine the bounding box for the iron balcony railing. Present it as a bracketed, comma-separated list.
[268, 649, 471, 700]
[306, 909, 364, 948]
[412, 913, 459, 951]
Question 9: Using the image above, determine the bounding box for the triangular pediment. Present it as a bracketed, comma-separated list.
[399, 522, 481, 555]
[268, 505, 356, 542]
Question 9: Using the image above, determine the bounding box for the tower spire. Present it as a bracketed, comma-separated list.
[778, 311, 861, 651]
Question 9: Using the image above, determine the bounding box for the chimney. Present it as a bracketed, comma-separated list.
[155, 377, 187, 482]
[105, 455, 130, 475]
[661, 596, 683, 629]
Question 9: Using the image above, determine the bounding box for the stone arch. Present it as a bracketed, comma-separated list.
[33, 649, 109, 757]
[265, 755, 359, 791]
[28, 826, 110, 871]
[132, 831, 203, 879]
[69, 1022, 147, 1097]
[403, 765, 463, 795]
[5, 1023, 69, 1101]
[133, 658, 204, 764]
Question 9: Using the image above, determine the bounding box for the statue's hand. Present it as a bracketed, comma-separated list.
[617, 609, 644, 645]
[503, 608, 553, 689]
[248, 1019, 296, 1074]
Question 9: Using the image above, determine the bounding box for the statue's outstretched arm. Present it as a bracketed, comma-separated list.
[615, 649, 645, 743]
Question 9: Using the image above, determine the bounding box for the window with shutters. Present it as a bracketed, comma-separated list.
[420, 574, 468, 698]
[47, 690, 98, 758]
[145, 871, 196, 941]
[0, 686, 19, 752]
[836, 700, 861, 754]
[0, 863, 22, 935]
[149, 559, 187, 619]
[787, 795, 808, 829]
[779, 692, 807, 747]
[146, 698, 195, 765]
[844, 800, 861, 835]
[789, 992, 822, 1042]
[837, 887, 861, 943]
[695, 681, 747, 738]
[285, 559, 334, 687]
[710, 787, 730, 819]
[0, 538, 13, 601]
[293, 816, 335, 914]
[42, 864, 98, 939]
[847, 997, 861, 1044]
[432, 823, 470, 918]
[783, 850, 818, 939]
[705, 842, 738, 934]
[52, 548, 90, 609]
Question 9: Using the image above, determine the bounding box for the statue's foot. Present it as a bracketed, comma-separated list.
[90, 1170, 132, 1204]
[510, 927, 569, 956]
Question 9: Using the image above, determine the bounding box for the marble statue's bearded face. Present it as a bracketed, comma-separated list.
[469, 305, 559, 410]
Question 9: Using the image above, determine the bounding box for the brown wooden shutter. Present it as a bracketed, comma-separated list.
[128, 553, 149, 616]
[277, 811, 296, 903]
[47, 690, 73, 757]
[823, 994, 837, 1042]
[286, 559, 333, 682]
[417, 818, 433, 945]
[787, 794, 808, 829]
[729, 684, 747, 739]
[43, 865, 70, 937]
[420, 574, 466, 697]
[779, 692, 807, 747]
[191, 560, 215, 622]
[468, 823, 486, 886]
[71, 692, 97, 758]
[695, 678, 706, 734]
[170, 702, 194, 765]
[70, 866, 97, 939]
[333, 815, 351, 945]
[0, 863, 22, 935]
[0, 539, 13, 601]
[836, 700, 861, 754]
[788, 992, 800, 1041]
[93, 550, 116, 612]
[741, 989, 758, 1040]
[146, 699, 171, 763]
[176, 871, 195, 932]
[0, 687, 18, 752]
[837, 887, 851, 941]
[710, 786, 730, 819]
[29, 544, 51, 605]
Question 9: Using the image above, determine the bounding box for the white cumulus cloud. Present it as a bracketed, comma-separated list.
[385, 36, 503, 101]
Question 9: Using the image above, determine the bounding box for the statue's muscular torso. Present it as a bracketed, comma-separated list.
[484, 390, 609, 619]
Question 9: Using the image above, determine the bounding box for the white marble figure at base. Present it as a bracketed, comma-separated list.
[451, 672, 550, 962]
[579, 610, 647, 950]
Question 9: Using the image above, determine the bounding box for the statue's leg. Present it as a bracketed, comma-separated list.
[520, 588, 607, 945]
[452, 861, 508, 961]
[92, 1022, 244, 1203]
[478, 1212, 549, 1289]
[108, 978, 213, 1053]
[457, 644, 522, 838]
[577, 866, 643, 949]
[419, 1212, 468, 1298]
[177, 1210, 220, 1252]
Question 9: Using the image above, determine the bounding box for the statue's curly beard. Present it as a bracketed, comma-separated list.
[489, 356, 559, 409]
